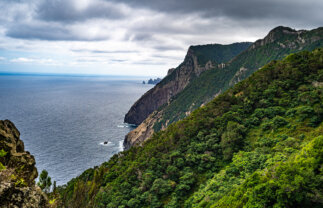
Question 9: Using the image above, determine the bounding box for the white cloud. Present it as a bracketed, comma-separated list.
[10, 57, 57, 65]
[10, 57, 34, 63]
[0, 0, 321, 76]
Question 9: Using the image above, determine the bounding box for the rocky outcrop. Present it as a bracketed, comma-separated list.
[230, 26, 323, 86]
[0, 120, 49, 208]
[249, 26, 306, 50]
[124, 111, 161, 149]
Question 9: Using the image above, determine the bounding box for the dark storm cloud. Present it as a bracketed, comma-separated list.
[110, 0, 322, 25]
[6, 23, 108, 41]
[2, 0, 322, 49]
[37, 0, 125, 22]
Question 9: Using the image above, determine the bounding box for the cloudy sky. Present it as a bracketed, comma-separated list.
[0, 0, 322, 76]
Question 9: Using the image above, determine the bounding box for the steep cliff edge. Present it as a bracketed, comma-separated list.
[125, 26, 323, 149]
[0, 120, 49, 208]
[124, 111, 161, 149]
[124, 42, 252, 125]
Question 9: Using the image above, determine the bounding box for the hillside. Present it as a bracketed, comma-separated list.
[0, 120, 49, 208]
[124, 42, 252, 125]
[125, 26, 323, 149]
[57, 48, 323, 207]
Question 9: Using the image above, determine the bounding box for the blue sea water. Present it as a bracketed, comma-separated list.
[0, 74, 152, 185]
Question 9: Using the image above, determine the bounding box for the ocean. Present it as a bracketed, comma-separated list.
[0, 74, 152, 185]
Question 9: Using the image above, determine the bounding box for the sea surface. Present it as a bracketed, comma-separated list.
[0, 74, 152, 185]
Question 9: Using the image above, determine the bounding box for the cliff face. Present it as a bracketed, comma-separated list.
[0, 120, 49, 208]
[124, 49, 208, 125]
[124, 42, 252, 125]
[124, 111, 161, 149]
[124, 26, 323, 149]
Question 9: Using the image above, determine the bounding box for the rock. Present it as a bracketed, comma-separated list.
[124, 111, 160, 150]
[167, 68, 175, 75]
[0, 120, 49, 208]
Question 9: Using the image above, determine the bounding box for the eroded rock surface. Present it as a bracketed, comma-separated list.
[0, 120, 49, 208]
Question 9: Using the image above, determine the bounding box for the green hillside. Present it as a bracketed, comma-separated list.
[160, 42, 252, 87]
[153, 26, 323, 132]
[57, 48, 323, 208]
[190, 42, 252, 66]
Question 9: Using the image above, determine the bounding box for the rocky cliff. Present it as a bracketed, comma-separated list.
[0, 120, 49, 208]
[124, 42, 252, 125]
[124, 26, 323, 149]
[124, 49, 198, 125]
[124, 111, 161, 149]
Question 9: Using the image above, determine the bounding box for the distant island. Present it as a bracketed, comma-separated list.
[142, 78, 161, 85]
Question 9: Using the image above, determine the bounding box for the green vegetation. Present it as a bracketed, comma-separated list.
[153, 27, 323, 132]
[38, 169, 52, 193]
[0, 149, 7, 170]
[190, 42, 252, 66]
[58, 49, 323, 208]
[159, 42, 251, 87]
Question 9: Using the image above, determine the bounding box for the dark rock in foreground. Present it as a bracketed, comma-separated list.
[0, 120, 49, 208]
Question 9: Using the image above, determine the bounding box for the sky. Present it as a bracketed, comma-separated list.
[0, 0, 322, 76]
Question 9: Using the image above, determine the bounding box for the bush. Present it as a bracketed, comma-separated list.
[37, 169, 52, 193]
[221, 122, 246, 160]
[272, 116, 288, 129]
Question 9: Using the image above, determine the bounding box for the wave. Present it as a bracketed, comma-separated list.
[117, 123, 137, 128]
[119, 140, 124, 151]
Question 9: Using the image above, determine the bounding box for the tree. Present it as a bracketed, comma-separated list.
[53, 181, 57, 195]
[220, 121, 246, 160]
[37, 169, 52, 193]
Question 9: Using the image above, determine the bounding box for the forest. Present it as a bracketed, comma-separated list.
[56, 48, 323, 207]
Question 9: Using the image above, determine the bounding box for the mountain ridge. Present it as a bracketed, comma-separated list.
[124, 26, 323, 149]
[124, 42, 252, 125]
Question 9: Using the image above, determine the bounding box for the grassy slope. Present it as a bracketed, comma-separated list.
[154, 27, 323, 131]
[58, 49, 323, 208]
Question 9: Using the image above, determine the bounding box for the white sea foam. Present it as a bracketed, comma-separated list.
[119, 140, 124, 151]
[117, 123, 137, 128]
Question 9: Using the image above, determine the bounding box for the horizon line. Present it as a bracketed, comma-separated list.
[0, 71, 161, 78]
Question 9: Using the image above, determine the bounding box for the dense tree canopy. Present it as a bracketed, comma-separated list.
[58, 49, 323, 208]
